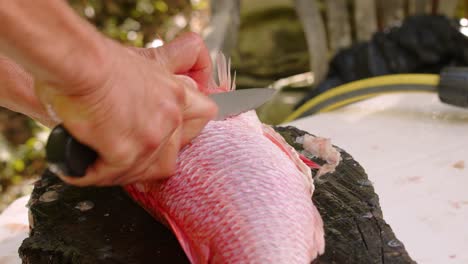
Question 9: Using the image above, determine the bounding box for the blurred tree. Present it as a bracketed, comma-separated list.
[0, 0, 211, 211]
[68, 0, 209, 46]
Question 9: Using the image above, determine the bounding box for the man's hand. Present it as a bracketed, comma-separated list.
[0, 55, 55, 126]
[0, 1, 218, 186]
[48, 33, 217, 186]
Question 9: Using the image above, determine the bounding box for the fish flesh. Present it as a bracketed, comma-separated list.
[125, 54, 325, 263]
[125, 55, 325, 263]
[296, 135, 342, 178]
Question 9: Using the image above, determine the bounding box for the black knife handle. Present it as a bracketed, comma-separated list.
[45, 125, 97, 177]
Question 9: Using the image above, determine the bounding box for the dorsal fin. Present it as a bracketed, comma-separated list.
[214, 53, 236, 92]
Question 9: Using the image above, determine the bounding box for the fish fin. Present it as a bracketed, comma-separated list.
[261, 124, 315, 194]
[214, 52, 236, 92]
[162, 212, 210, 264]
[125, 185, 209, 263]
[124, 184, 167, 223]
[205, 52, 236, 94]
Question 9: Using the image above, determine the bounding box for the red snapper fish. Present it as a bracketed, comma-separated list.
[125, 55, 326, 263]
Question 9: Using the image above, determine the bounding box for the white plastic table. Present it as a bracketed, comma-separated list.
[287, 93, 468, 264]
[1, 93, 467, 263]
[0, 195, 29, 264]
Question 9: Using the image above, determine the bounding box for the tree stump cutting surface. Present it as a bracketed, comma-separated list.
[19, 126, 415, 263]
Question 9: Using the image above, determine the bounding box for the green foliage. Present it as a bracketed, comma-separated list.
[0, 119, 48, 211]
[0, 0, 210, 211]
[67, 0, 205, 46]
[0, 122, 48, 189]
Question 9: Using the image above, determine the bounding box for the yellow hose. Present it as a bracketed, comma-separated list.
[282, 74, 440, 123]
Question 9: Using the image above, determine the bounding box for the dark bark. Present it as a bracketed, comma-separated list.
[19, 126, 415, 264]
[276, 126, 415, 264]
[19, 172, 188, 264]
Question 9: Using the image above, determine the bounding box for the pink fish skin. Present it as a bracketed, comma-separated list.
[125, 54, 325, 263]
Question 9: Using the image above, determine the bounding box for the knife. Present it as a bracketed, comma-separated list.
[45, 88, 276, 177]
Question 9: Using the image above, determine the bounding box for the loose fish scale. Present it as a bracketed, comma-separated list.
[126, 112, 324, 263]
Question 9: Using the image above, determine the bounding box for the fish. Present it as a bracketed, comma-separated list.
[125, 54, 326, 263]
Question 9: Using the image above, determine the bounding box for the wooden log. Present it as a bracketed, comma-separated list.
[19, 126, 415, 263]
[325, 0, 352, 54]
[276, 127, 415, 264]
[354, 0, 378, 41]
[19, 171, 188, 263]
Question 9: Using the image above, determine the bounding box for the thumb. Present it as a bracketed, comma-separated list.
[174, 75, 217, 119]
[173, 75, 218, 145]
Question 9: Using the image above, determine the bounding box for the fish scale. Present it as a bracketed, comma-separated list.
[125, 54, 324, 263]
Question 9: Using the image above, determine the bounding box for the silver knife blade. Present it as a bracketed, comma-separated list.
[209, 88, 276, 120]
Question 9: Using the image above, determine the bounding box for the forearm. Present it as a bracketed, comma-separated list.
[0, 0, 110, 91]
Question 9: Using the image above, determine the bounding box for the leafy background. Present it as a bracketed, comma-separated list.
[0, 0, 208, 212]
[1, 0, 467, 212]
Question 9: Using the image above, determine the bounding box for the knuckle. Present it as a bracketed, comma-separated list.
[206, 99, 219, 118]
[139, 48, 158, 60]
[150, 48, 168, 66]
[182, 32, 203, 46]
[160, 102, 183, 128]
[171, 81, 186, 106]
[109, 142, 136, 168]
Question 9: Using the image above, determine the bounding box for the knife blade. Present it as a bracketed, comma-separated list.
[45, 88, 276, 177]
[210, 88, 276, 120]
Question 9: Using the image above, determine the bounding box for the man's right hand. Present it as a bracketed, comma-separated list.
[0, 1, 218, 186]
[38, 33, 218, 186]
